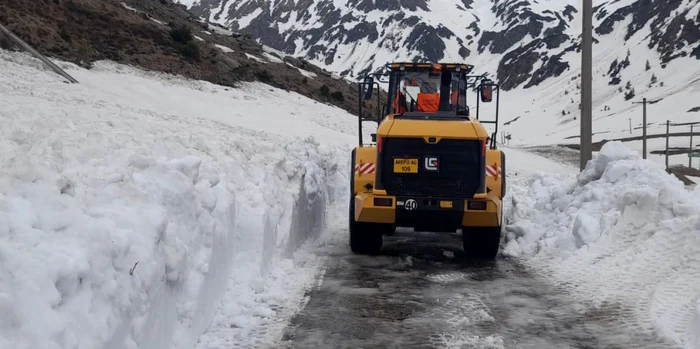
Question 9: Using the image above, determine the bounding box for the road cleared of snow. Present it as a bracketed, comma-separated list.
[280, 227, 682, 349]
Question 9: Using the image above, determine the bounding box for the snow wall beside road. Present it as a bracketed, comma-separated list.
[0, 50, 352, 349]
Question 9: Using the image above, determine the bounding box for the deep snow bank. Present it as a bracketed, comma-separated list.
[0, 50, 357, 349]
[504, 142, 700, 349]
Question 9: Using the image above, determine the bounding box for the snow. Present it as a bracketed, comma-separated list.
[263, 52, 284, 64]
[206, 24, 233, 36]
[3, 9, 699, 345]
[213, 44, 233, 53]
[121, 2, 137, 12]
[245, 53, 265, 63]
[0, 49, 360, 349]
[504, 141, 700, 349]
[286, 62, 317, 78]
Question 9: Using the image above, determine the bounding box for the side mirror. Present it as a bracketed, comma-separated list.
[480, 83, 493, 103]
[363, 76, 374, 100]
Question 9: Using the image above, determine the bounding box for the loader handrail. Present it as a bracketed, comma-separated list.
[357, 77, 384, 145]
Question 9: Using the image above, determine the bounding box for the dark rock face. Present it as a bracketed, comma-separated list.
[184, 0, 699, 91]
[596, 0, 700, 63]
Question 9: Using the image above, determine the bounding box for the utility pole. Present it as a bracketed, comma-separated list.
[642, 98, 647, 159]
[632, 97, 658, 159]
[628, 118, 632, 134]
[580, 0, 593, 171]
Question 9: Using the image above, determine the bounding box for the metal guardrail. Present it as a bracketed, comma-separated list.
[0, 22, 78, 83]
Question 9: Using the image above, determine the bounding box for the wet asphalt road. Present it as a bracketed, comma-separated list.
[277, 229, 678, 349]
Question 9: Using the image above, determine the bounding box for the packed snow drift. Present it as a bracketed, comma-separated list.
[0, 49, 366, 349]
[504, 141, 700, 349]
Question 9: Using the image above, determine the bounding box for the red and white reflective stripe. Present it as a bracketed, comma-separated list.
[486, 164, 501, 178]
[354, 162, 376, 175]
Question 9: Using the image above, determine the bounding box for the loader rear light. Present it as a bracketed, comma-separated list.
[467, 200, 487, 210]
[481, 140, 486, 156]
[373, 197, 393, 207]
[377, 136, 383, 153]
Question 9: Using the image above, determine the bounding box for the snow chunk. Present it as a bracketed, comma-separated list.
[578, 141, 639, 185]
[169, 155, 202, 184]
[571, 213, 600, 248]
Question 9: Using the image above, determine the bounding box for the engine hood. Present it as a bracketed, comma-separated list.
[376, 115, 489, 140]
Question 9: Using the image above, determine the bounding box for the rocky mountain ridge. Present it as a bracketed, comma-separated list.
[181, 0, 700, 91]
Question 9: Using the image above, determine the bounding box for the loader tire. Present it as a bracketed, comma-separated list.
[462, 226, 501, 260]
[348, 149, 382, 255]
[348, 193, 383, 255]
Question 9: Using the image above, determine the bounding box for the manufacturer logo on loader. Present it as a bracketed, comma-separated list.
[404, 199, 418, 210]
[424, 157, 439, 171]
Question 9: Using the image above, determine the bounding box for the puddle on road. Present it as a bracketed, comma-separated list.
[277, 230, 679, 349]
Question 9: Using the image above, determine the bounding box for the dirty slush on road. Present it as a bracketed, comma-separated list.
[277, 230, 677, 349]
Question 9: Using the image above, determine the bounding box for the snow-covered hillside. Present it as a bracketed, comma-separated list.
[0, 49, 371, 349]
[504, 142, 700, 349]
[179, 0, 700, 167]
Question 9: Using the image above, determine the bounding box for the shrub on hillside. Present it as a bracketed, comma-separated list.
[319, 85, 330, 97]
[169, 25, 193, 44]
[254, 70, 273, 83]
[330, 91, 344, 102]
[168, 25, 200, 61]
[177, 42, 200, 60]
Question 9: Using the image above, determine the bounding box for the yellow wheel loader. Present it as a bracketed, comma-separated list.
[349, 63, 505, 259]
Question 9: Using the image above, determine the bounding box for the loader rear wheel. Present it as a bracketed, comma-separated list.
[462, 226, 502, 260]
[348, 196, 383, 255]
[348, 148, 383, 255]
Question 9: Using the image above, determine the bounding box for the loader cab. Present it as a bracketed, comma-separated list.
[387, 64, 472, 118]
[359, 62, 501, 149]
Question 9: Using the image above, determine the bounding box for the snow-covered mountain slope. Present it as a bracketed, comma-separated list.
[181, 0, 699, 87]
[0, 49, 370, 349]
[179, 0, 700, 167]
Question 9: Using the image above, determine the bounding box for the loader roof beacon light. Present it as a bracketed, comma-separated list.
[349, 62, 506, 260]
